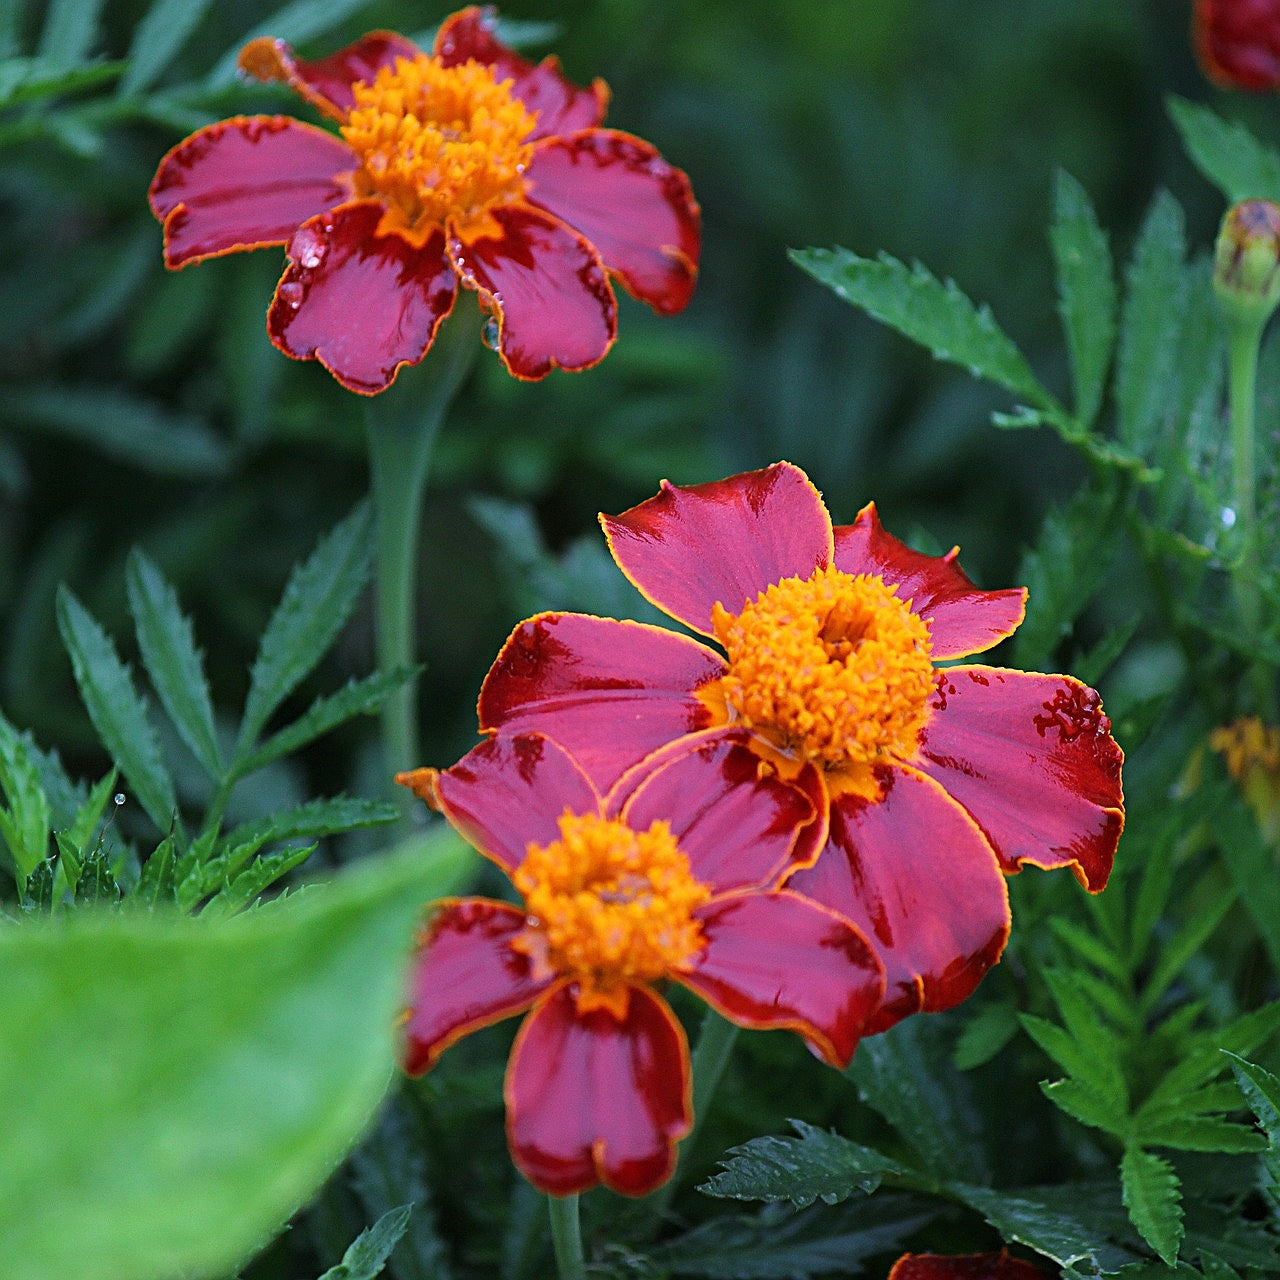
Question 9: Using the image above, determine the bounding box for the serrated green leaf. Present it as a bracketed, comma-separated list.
[1051, 170, 1116, 430]
[236, 503, 373, 755]
[0, 844, 449, 1280]
[790, 246, 1059, 413]
[317, 1205, 412, 1280]
[1168, 97, 1280, 203]
[126, 550, 223, 781]
[137, 832, 178, 910]
[1048, 916, 1128, 984]
[1040, 1077, 1130, 1135]
[74, 843, 120, 904]
[952, 997, 1020, 1071]
[1138, 878, 1236, 1018]
[1020, 1011, 1127, 1113]
[0, 711, 51, 881]
[119, 0, 216, 95]
[1135, 1115, 1264, 1154]
[199, 844, 317, 918]
[63, 768, 119, 860]
[225, 796, 397, 853]
[1043, 966, 1130, 1102]
[1121, 1144, 1184, 1265]
[56, 585, 176, 832]
[36, 0, 107, 70]
[698, 1121, 904, 1209]
[1115, 191, 1185, 453]
[1226, 1052, 1280, 1216]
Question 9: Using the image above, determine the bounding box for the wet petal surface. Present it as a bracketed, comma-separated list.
[788, 766, 1011, 1033]
[479, 612, 724, 793]
[506, 983, 690, 1196]
[527, 131, 699, 313]
[602, 463, 834, 637]
[682, 890, 883, 1067]
[149, 117, 352, 268]
[267, 201, 457, 393]
[833, 503, 1026, 660]
[913, 667, 1123, 890]
[402, 899, 551, 1074]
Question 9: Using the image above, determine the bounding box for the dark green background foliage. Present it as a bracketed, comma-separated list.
[5, 2, 1280, 1279]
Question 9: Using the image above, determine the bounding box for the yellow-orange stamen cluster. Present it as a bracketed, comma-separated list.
[709, 567, 934, 790]
[341, 55, 535, 239]
[513, 811, 711, 1017]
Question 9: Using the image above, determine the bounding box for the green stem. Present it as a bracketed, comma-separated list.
[363, 314, 477, 797]
[547, 1193, 587, 1280]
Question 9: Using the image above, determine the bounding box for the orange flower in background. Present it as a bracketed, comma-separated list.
[888, 1253, 1050, 1280]
[1195, 0, 1280, 90]
[479, 462, 1125, 1032]
[396, 731, 883, 1196]
[149, 7, 700, 392]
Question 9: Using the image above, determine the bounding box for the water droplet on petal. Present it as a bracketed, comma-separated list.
[481, 315, 500, 349]
[277, 280, 304, 310]
[293, 226, 327, 269]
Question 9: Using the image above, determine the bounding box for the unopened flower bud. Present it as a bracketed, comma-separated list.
[1214, 198, 1280, 327]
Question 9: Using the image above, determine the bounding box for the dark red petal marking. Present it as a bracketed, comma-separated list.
[789, 767, 1011, 1034]
[505, 983, 691, 1196]
[428, 732, 601, 875]
[267, 201, 457, 394]
[682, 891, 883, 1068]
[833, 503, 1026, 660]
[238, 30, 423, 119]
[451, 204, 616, 379]
[913, 667, 1123, 890]
[478, 612, 723, 794]
[434, 6, 609, 139]
[402, 899, 551, 1075]
[526, 131, 700, 313]
[1194, 0, 1280, 90]
[149, 116, 352, 268]
[601, 462, 835, 638]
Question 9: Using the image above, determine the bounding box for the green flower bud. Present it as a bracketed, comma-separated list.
[1214, 198, 1280, 328]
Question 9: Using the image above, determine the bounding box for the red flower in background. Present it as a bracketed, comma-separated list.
[149, 6, 699, 392]
[479, 463, 1125, 1033]
[888, 1253, 1050, 1280]
[396, 731, 883, 1197]
[1195, 0, 1280, 90]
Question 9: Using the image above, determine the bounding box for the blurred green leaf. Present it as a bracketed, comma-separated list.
[1121, 1144, 1183, 1266]
[224, 796, 397, 851]
[1133, 1115, 1263, 1155]
[119, 0, 217, 96]
[211, 0, 385, 83]
[56, 585, 176, 832]
[36, 0, 107, 70]
[1168, 97, 1280, 204]
[0, 843, 447, 1280]
[1225, 1051, 1280, 1213]
[0, 56, 124, 106]
[318, 1205, 413, 1280]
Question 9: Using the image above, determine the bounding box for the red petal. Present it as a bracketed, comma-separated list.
[478, 612, 724, 794]
[526, 131, 699, 314]
[681, 891, 883, 1068]
[914, 668, 1124, 891]
[788, 767, 1011, 1033]
[1194, 0, 1280, 89]
[267, 201, 458, 394]
[889, 1253, 1051, 1280]
[506, 983, 691, 1196]
[429, 732, 601, 875]
[601, 463, 835, 638]
[615, 732, 825, 892]
[402, 899, 552, 1075]
[237, 31, 422, 119]
[451, 204, 616, 379]
[434, 7, 609, 139]
[149, 116, 352, 268]
[833, 503, 1027, 660]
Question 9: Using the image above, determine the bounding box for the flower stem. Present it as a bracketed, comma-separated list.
[363, 315, 477, 801]
[547, 1193, 587, 1280]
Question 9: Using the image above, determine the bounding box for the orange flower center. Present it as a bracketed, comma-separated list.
[512, 811, 711, 1018]
[706, 567, 934, 799]
[340, 55, 535, 240]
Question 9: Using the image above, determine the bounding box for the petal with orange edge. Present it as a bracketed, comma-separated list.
[267, 201, 457, 394]
[833, 504, 1027, 660]
[478, 612, 724, 793]
[149, 116, 353, 269]
[616, 732, 824, 892]
[402, 899, 552, 1075]
[527, 131, 700, 314]
[434, 7, 608, 139]
[238, 30, 422, 119]
[914, 668, 1123, 890]
[681, 891, 883, 1068]
[789, 767, 1011, 1034]
[506, 983, 691, 1197]
[451, 204, 616, 379]
[429, 733, 601, 874]
[602, 463, 834, 638]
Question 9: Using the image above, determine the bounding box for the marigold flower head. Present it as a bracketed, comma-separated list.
[1210, 715, 1280, 841]
[148, 7, 700, 392]
[395, 730, 883, 1197]
[888, 1252, 1051, 1280]
[478, 462, 1126, 1033]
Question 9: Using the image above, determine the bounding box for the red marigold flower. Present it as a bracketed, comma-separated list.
[148, 6, 700, 392]
[888, 1252, 1050, 1280]
[1194, 0, 1280, 90]
[395, 730, 884, 1197]
[478, 462, 1125, 1033]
